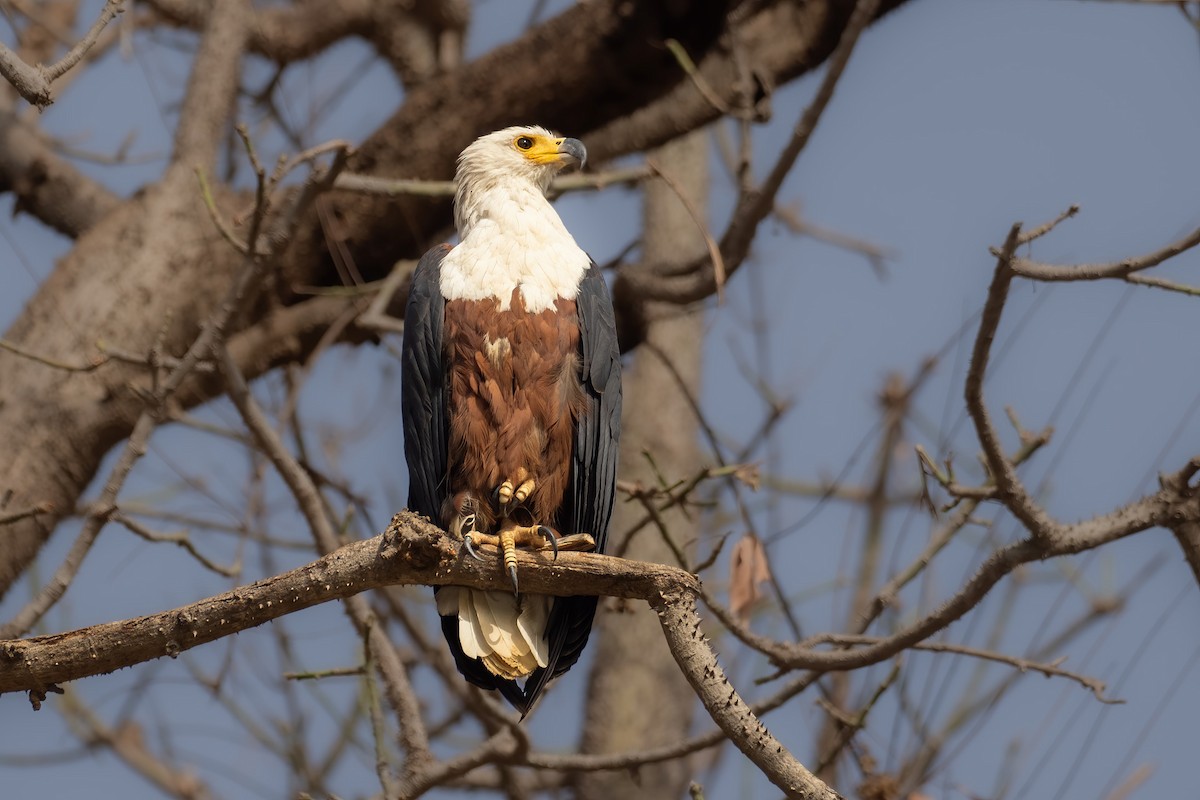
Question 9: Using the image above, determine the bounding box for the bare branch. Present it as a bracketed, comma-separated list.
[333, 166, 651, 198]
[171, 0, 249, 167]
[809, 634, 1120, 703]
[964, 223, 1063, 541]
[621, 0, 882, 305]
[41, 0, 124, 83]
[215, 337, 434, 778]
[0, 513, 694, 694]
[0, 102, 121, 236]
[111, 512, 240, 578]
[654, 590, 841, 799]
[1010, 217, 1200, 283]
[0, 0, 124, 109]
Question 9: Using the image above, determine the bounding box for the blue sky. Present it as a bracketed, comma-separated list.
[2, 1, 1200, 798]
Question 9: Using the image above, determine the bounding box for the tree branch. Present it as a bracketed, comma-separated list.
[0, 512, 693, 695]
[654, 590, 842, 799]
[170, 0, 248, 167]
[0, 0, 124, 108]
[964, 224, 1064, 541]
[0, 101, 121, 235]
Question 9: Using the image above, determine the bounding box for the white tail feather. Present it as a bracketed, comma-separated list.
[439, 586, 552, 678]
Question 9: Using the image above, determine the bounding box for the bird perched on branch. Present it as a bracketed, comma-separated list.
[401, 126, 622, 715]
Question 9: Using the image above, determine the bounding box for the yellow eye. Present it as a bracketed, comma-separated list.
[515, 136, 534, 150]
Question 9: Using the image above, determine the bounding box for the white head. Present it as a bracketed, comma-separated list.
[453, 125, 586, 235]
[440, 126, 592, 312]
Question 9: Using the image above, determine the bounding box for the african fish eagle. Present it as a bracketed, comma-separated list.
[401, 126, 622, 715]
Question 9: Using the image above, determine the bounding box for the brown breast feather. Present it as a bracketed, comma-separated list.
[444, 289, 585, 533]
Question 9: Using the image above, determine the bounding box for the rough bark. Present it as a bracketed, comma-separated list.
[577, 131, 707, 800]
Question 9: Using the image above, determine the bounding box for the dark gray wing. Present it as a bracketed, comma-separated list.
[518, 259, 623, 715]
[401, 244, 451, 521]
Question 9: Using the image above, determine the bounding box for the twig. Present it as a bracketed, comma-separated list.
[112, 513, 241, 578]
[772, 203, 893, 277]
[333, 166, 650, 198]
[0, 502, 54, 526]
[664, 38, 731, 115]
[867, 430, 1050, 626]
[808, 634, 1120, 703]
[42, 0, 125, 83]
[626, 0, 881, 304]
[647, 156, 727, 300]
[0, 338, 104, 373]
[284, 666, 365, 681]
[964, 222, 1062, 542]
[1103, 764, 1155, 800]
[0, 0, 125, 108]
[1016, 204, 1078, 245]
[357, 260, 418, 335]
[1009, 217, 1200, 282]
[815, 661, 901, 775]
[214, 340, 433, 778]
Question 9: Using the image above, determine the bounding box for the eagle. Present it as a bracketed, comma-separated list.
[400, 126, 622, 715]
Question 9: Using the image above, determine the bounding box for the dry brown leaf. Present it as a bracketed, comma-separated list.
[729, 534, 771, 621]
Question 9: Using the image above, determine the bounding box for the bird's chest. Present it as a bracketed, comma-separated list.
[437, 227, 589, 314]
[443, 295, 581, 399]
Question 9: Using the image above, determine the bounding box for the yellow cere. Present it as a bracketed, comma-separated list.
[514, 133, 568, 165]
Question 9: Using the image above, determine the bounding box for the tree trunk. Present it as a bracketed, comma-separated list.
[576, 130, 707, 800]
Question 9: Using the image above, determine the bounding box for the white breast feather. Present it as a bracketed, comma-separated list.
[439, 178, 589, 313]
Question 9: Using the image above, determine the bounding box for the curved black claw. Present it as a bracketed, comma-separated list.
[538, 525, 560, 560]
[463, 535, 485, 562]
[508, 564, 520, 596]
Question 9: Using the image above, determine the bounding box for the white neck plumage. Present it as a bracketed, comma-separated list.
[440, 180, 590, 314]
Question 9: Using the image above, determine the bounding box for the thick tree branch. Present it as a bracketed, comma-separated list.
[584, 0, 911, 161]
[0, 512, 842, 797]
[654, 590, 842, 799]
[0, 102, 121, 235]
[170, 0, 248, 167]
[146, 0, 372, 65]
[146, 0, 467, 85]
[0, 512, 695, 695]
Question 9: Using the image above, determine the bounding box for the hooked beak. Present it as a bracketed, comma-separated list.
[555, 137, 586, 171]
